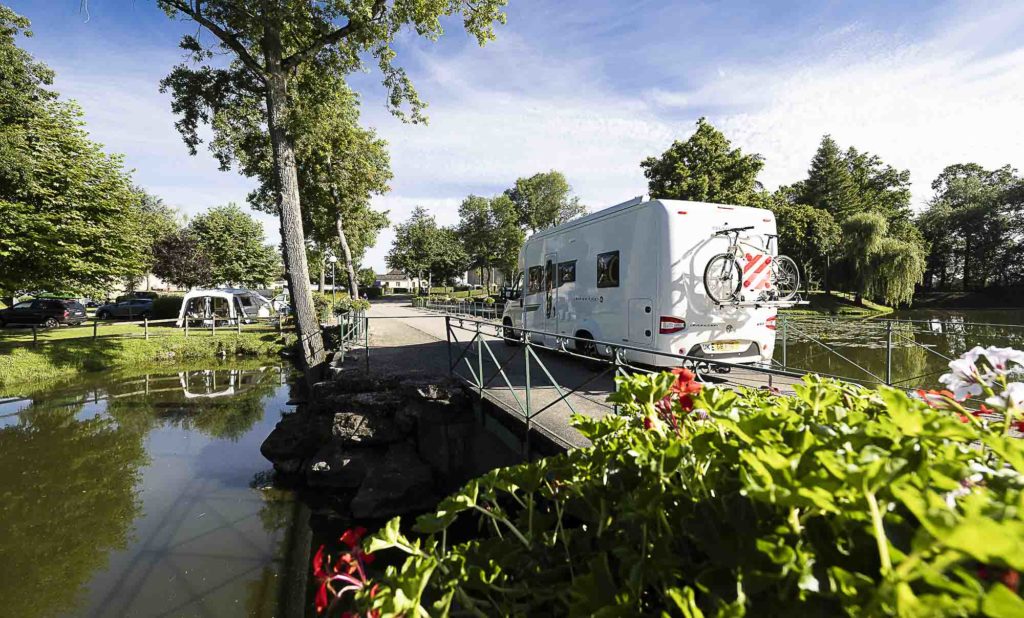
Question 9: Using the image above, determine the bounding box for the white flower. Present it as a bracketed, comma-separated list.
[988, 382, 1024, 411]
[979, 346, 1024, 376]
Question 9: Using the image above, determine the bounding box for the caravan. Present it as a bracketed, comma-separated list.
[500, 198, 795, 368]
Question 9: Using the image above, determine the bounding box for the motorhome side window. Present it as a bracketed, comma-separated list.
[545, 261, 555, 291]
[557, 261, 576, 286]
[527, 266, 543, 294]
[596, 251, 619, 288]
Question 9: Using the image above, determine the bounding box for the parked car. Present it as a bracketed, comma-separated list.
[0, 298, 87, 328]
[96, 298, 154, 320]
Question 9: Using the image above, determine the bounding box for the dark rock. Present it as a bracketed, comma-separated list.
[332, 412, 405, 446]
[305, 444, 383, 489]
[350, 441, 437, 519]
[261, 412, 318, 465]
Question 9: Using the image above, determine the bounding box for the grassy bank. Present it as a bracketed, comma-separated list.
[780, 291, 893, 316]
[0, 331, 293, 397]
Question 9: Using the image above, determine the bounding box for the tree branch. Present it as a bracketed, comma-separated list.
[281, 0, 387, 72]
[164, 0, 267, 83]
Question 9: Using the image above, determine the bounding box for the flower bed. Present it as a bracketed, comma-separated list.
[315, 348, 1024, 617]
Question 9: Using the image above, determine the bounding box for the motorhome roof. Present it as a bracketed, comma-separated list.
[527, 198, 769, 240]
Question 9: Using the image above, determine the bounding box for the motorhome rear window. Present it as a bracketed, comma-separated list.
[596, 251, 619, 288]
[557, 261, 576, 286]
[528, 266, 543, 294]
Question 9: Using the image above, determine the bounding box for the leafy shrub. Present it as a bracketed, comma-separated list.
[364, 287, 382, 300]
[334, 298, 370, 314]
[151, 294, 183, 319]
[338, 349, 1024, 617]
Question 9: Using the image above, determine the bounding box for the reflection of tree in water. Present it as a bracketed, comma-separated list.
[244, 470, 305, 617]
[104, 367, 282, 440]
[0, 402, 146, 618]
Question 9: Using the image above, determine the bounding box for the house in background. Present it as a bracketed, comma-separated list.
[374, 270, 421, 291]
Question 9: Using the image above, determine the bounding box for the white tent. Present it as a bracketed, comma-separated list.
[175, 288, 274, 327]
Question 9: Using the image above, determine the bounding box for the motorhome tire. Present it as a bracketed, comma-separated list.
[703, 254, 742, 303]
[502, 319, 521, 346]
[575, 333, 601, 359]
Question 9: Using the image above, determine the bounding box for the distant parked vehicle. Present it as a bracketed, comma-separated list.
[0, 298, 87, 328]
[96, 299, 154, 320]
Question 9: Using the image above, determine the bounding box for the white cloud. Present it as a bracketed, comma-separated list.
[361, 4, 1024, 269]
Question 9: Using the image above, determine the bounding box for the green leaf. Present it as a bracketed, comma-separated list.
[982, 583, 1024, 618]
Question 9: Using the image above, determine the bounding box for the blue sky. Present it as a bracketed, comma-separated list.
[8, 0, 1024, 270]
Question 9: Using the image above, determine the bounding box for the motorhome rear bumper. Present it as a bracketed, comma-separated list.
[685, 342, 762, 364]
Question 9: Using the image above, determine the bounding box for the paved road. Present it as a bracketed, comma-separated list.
[360, 297, 800, 449]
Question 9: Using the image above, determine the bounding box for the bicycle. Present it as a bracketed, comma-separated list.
[702, 226, 800, 303]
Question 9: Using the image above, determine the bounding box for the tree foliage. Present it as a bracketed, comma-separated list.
[761, 193, 841, 288]
[187, 204, 279, 288]
[0, 7, 146, 297]
[387, 207, 468, 287]
[457, 193, 524, 284]
[155, 0, 508, 366]
[917, 164, 1023, 291]
[641, 117, 764, 206]
[151, 228, 214, 290]
[504, 170, 586, 233]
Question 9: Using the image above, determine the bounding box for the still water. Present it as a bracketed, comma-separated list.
[0, 364, 305, 618]
[775, 308, 1024, 389]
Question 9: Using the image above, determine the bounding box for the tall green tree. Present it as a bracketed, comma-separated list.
[387, 206, 437, 293]
[841, 212, 888, 304]
[918, 164, 1022, 291]
[845, 146, 912, 226]
[155, 0, 508, 368]
[758, 191, 841, 291]
[129, 190, 180, 291]
[798, 135, 859, 222]
[0, 8, 144, 299]
[641, 117, 764, 206]
[456, 194, 525, 287]
[504, 170, 587, 233]
[187, 204, 280, 288]
[151, 228, 214, 290]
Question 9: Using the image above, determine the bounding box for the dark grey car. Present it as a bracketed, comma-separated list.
[96, 299, 153, 320]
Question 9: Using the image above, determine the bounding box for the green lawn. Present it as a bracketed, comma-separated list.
[0, 327, 293, 397]
[781, 291, 893, 316]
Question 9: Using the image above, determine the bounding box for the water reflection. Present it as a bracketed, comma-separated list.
[0, 364, 301, 618]
[776, 309, 1024, 388]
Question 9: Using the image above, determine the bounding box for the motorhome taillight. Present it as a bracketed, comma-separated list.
[766, 316, 777, 331]
[659, 316, 686, 334]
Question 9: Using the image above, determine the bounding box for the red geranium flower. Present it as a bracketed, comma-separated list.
[313, 528, 377, 615]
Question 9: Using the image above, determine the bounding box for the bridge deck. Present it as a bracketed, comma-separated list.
[358, 298, 803, 449]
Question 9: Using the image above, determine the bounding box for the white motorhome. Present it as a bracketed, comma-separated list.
[500, 198, 785, 368]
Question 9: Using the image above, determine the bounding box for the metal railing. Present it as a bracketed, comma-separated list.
[0, 315, 290, 346]
[420, 299, 506, 321]
[775, 314, 1024, 388]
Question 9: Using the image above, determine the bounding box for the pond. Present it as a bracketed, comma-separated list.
[0, 363, 307, 617]
[776, 307, 1024, 389]
[0, 362, 531, 618]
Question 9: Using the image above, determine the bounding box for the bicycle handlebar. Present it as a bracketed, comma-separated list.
[714, 225, 755, 236]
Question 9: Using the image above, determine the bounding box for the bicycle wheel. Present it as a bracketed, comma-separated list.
[703, 254, 742, 303]
[773, 255, 800, 300]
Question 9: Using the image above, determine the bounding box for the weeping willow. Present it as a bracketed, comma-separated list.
[870, 237, 927, 307]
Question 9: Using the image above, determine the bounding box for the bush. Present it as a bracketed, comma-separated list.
[333, 298, 370, 314]
[151, 294, 184, 319]
[312, 293, 332, 320]
[335, 349, 1024, 617]
[364, 287, 382, 300]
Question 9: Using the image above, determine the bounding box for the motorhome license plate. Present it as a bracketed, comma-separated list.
[703, 340, 744, 353]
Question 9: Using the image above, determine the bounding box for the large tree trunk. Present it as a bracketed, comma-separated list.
[264, 31, 325, 370]
[318, 261, 325, 293]
[335, 214, 359, 298]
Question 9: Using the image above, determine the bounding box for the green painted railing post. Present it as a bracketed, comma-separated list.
[364, 315, 369, 373]
[145, 316, 150, 340]
[445, 316, 453, 376]
[612, 347, 620, 415]
[32, 325, 37, 346]
[781, 314, 787, 370]
[885, 321, 893, 385]
[93, 319, 98, 340]
[524, 340, 531, 421]
[476, 322, 483, 395]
